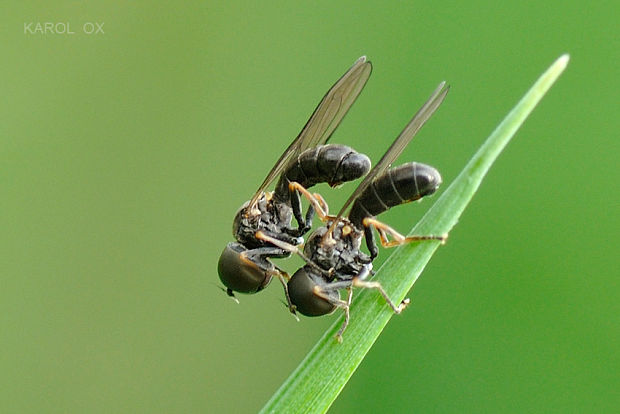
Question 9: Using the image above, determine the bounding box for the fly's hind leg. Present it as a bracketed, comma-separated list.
[363, 217, 447, 250]
[288, 182, 330, 234]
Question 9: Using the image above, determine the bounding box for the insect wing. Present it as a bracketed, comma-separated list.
[335, 81, 450, 219]
[248, 56, 372, 209]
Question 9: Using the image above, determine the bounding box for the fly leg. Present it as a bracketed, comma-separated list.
[335, 288, 353, 342]
[362, 217, 447, 257]
[259, 228, 304, 246]
[311, 283, 353, 343]
[256, 231, 330, 278]
[288, 181, 331, 236]
[288, 184, 314, 236]
[237, 244, 298, 315]
[312, 263, 407, 342]
[339, 264, 409, 333]
[351, 277, 410, 314]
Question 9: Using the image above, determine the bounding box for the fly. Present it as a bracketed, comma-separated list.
[217, 57, 373, 314]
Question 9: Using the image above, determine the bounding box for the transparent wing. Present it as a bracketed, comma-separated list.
[248, 56, 372, 209]
[335, 81, 450, 219]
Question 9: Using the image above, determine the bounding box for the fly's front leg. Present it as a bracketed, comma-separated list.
[259, 228, 303, 246]
[334, 287, 353, 342]
[274, 268, 298, 319]
[256, 230, 304, 256]
[241, 244, 298, 315]
[312, 283, 353, 342]
[256, 230, 331, 278]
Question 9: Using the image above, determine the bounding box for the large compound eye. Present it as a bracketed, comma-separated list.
[218, 243, 272, 294]
[288, 268, 338, 317]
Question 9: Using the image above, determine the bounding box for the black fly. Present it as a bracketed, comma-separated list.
[261, 81, 450, 340]
[218, 57, 373, 313]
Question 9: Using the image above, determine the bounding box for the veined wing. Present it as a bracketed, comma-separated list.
[248, 56, 372, 209]
[334, 81, 450, 220]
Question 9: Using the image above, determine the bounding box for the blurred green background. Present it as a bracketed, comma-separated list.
[1, 1, 618, 413]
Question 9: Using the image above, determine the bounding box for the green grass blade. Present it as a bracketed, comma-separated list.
[260, 54, 570, 414]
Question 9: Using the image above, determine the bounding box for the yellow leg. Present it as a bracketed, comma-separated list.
[255, 230, 301, 253]
[312, 285, 353, 343]
[289, 181, 329, 221]
[352, 277, 410, 314]
[255, 231, 330, 277]
[363, 217, 447, 247]
[335, 288, 354, 343]
[275, 271, 299, 319]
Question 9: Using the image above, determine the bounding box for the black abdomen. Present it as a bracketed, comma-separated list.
[274, 144, 370, 201]
[348, 162, 441, 228]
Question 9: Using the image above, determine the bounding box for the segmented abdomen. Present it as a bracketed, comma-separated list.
[348, 162, 441, 228]
[274, 144, 370, 202]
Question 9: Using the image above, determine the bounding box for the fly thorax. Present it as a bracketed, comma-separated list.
[232, 194, 281, 247]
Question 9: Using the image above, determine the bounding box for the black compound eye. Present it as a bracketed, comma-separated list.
[218, 243, 271, 294]
[288, 267, 338, 317]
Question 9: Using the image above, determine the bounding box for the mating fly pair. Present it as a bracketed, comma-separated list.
[218, 56, 449, 339]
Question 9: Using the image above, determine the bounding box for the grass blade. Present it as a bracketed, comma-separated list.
[260, 54, 570, 414]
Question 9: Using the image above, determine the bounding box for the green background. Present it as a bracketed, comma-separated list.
[2, 1, 618, 413]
